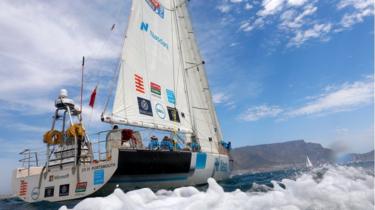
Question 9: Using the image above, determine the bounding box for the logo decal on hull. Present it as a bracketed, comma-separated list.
[44, 186, 54, 198]
[196, 153, 207, 169]
[214, 158, 228, 172]
[94, 169, 105, 185]
[59, 184, 70, 197]
[19, 180, 28, 197]
[31, 187, 40, 200]
[75, 182, 87, 193]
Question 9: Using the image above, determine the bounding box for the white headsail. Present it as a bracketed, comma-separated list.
[174, 0, 223, 152]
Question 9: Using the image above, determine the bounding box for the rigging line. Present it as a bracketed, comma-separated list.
[105, 0, 136, 117]
[84, 0, 126, 71]
[102, 59, 122, 115]
[88, 3, 127, 116]
[170, 0, 177, 110]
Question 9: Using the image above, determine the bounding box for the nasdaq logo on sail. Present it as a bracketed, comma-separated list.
[145, 0, 164, 19]
[140, 22, 169, 50]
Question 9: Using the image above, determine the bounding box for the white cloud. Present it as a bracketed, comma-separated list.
[337, 0, 372, 10]
[280, 5, 317, 29]
[3, 122, 47, 133]
[240, 18, 265, 32]
[287, 76, 374, 117]
[0, 0, 126, 115]
[288, 23, 332, 47]
[213, 92, 230, 104]
[230, 0, 243, 3]
[337, 0, 374, 28]
[239, 76, 373, 122]
[239, 105, 283, 121]
[217, 4, 232, 13]
[287, 0, 307, 6]
[234, 0, 373, 48]
[257, 0, 286, 17]
[212, 91, 236, 109]
[244, 3, 253, 10]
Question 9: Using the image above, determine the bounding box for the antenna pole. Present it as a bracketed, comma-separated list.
[80, 56, 85, 121]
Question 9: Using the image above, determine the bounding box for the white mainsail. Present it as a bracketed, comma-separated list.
[112, 0, 193, 133]
[110, 0, 223, 153]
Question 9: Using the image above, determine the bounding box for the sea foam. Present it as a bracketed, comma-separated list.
[60, 165, 374, 210]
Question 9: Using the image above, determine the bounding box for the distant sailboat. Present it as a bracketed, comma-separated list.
[306, 156, 313, 168]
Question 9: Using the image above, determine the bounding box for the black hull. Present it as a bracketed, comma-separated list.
[115, 149, 192, 175]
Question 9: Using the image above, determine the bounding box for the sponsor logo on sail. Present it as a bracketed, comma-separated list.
[167, 106, 180, 123]
[137, 97, 153, 116]
[150, 82, 161, 96]
[155, 103, 166, 119]
[145, 0, 165, 19]
[166, 89, 176, 104]
[134, 74, 145, 93]
[140, 22, 169, 50]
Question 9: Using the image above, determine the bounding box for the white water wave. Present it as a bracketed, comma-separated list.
[60, 165, 374, 210]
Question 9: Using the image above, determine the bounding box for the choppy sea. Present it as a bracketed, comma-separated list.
[1, 162, 373, 210]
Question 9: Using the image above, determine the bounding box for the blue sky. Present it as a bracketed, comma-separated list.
[0, 0, 373, 193]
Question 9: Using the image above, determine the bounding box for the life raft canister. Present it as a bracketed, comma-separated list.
[43, 130, 63, 145]
[66, 124, 85, 139]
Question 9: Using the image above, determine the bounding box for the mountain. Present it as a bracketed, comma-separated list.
[230, 140, 334, 174]
[341, 150, 374, 163]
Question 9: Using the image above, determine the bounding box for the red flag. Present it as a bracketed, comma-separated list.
[89, 86, 97, 108]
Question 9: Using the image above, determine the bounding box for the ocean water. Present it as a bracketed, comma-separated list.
[1, 164, 373, 210]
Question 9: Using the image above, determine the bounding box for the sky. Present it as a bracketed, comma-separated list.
[0, 0, 373, 194]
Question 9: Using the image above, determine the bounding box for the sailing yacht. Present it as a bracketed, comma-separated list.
[306, 156, 313, 168]
[12, 0, 231, 202]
